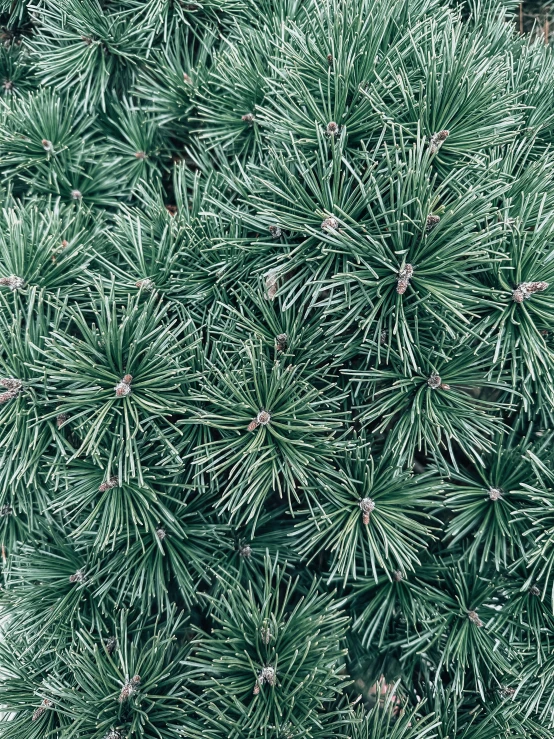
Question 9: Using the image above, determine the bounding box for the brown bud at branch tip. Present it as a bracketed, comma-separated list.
[467, 610, 483, 627]
[359, 497, 375, 525]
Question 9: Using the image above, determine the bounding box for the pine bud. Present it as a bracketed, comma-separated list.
[525, 281, 548, 293]
[0, 275, 25, 291]
[396, 264, 413, 294]
[488, 487, 502, 501]
[56, 412, 69, 428]
[3, 80, 13, 91]
[115, 374, 132, 397]
[42, 139, 53, 151]
[260, 624, 272, 644]
[427, 373, 450, 391]
[166, 204, 178, 216]
[513, 281, 549, 302]
[529, 584, 541, 596]
[104, 636, 118, 654]
[9, 276, 24, 290]
[69, 569, 85, 584]
[99, 476, 118, 492]
[242, 113, 254, 123]
[119, 675, 141, 703]
[380, 329, 388, 345]
[327, 54, 333, 66]
[429, 130, 449, 154]
[156, 527, 166, 540]
[261, 666, 276, 685]
[265, 271, 278, 300]
[134, 151, 146, 160]
[396, 278, 409, 294]
[326, 121, 339, 136]
[32, 698, 53, 721]
[393, 570, 404, 582]
[268, 225, 282, 239]
[183, 72, 192, 84]
[81, 36, 93, 45]
[247, 410, 271, 430]
[425, 215, 440, 232]
[1, 378, 22, 391]
[467, 610, 483, 627]
[321, 216, 339, 231]
[135, 278, 154, 291]
[70, 189, 82, 200]
[427, 373, 442, 389]
[239, 543, 252, 558]
[275, 333, 288, 352]
[254, 665, 276, 693]
[359, 497, 375, 525]
[0, 504, 13, 516]
[105, 730, 123, 739]
[500, 686, 515, 698]
[0, 377, 22, 404]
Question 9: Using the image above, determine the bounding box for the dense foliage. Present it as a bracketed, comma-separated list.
[1, 0, 554, 737]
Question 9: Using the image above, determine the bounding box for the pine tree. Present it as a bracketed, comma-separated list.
[1, 0, 554, 737]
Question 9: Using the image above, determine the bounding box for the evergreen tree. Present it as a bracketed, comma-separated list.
[1, 0, 554, 737]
